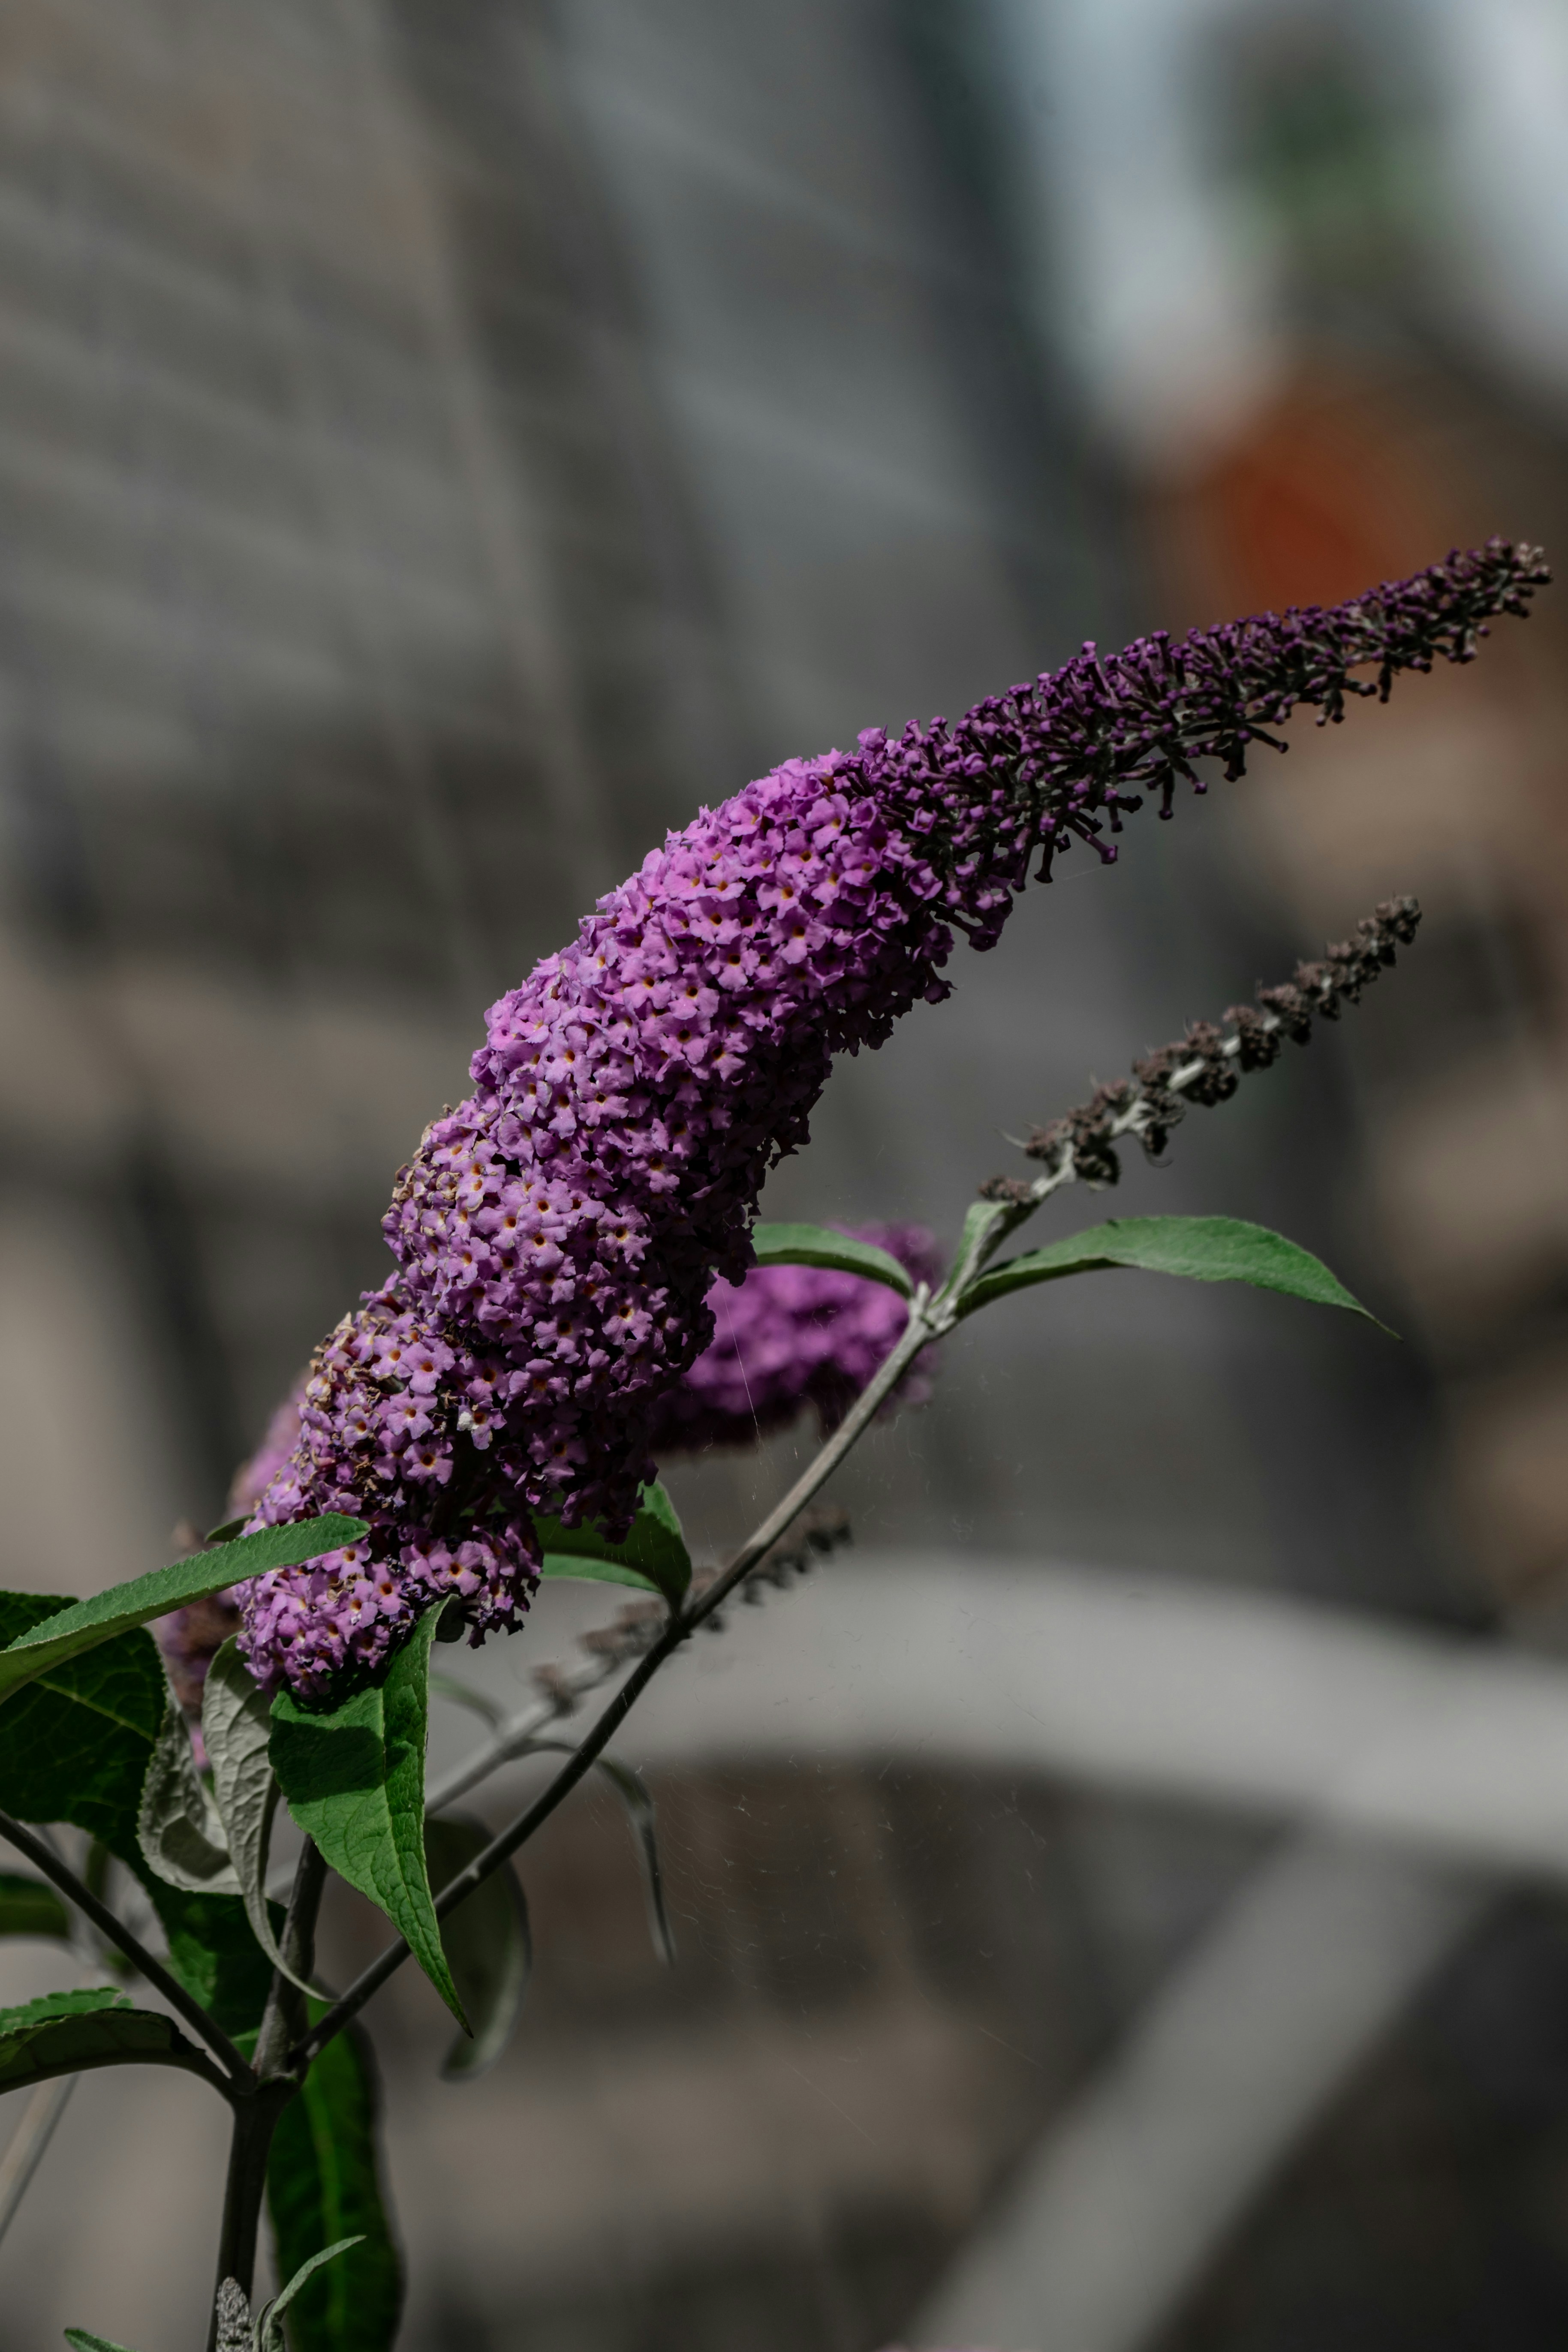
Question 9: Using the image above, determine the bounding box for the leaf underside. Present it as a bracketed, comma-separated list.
[960, 1214, 1385, 1327]
[203, 1639, 301, 1991]
[532, 1478, 691, 1605]
[271, 1610, 466, 2027]
[267, 2014, 403, 2352]
[749, 1220, 913, 1297]
[425, 1813, 531, 2081]
[0, 1516, 368, 1708]
[593, 1756, 677, 1967]
[138, 1698, 239, 1895]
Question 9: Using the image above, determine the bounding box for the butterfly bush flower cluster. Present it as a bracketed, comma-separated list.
[214, 1236, 934, 1702]
[238, 541, 1547, 1699]
[646, 1225, 941, 1453]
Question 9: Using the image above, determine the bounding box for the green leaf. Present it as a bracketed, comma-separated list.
[267, 2014, 403, 2352]
[750, 1221, 912, 1297]
[64, 2331, 141, 2351]
[0, 1595, 276, 2034]
[137, 1697, 238, 1894]
[957, 1215, 1388, 1328]
[0, 1870, 70, 1942]
[256, 2235, 366, 2351]
[593, 1756, 677, 1966]
[203, 1640, 301, 1992]
[271, 1609, 466, 2027]
[0, 1517, 368, 1708]
[159, 1886, 277, 2037]
[0, 1988, 187, 2094]
[424, 1814, 531, 2082]
[951, 1197, 1008, 1277]
[0, 1595, 163, 1853]
[526, 1740, 677, 1966]
[532, 1480, 691, 1606]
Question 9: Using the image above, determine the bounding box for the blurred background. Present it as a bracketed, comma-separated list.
[2, 0, 1568, 2346]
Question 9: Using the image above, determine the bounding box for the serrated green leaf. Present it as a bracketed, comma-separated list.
[202, 1640, 303, 1992]
[0, 1595, 275, 2034]
[271, 1610, 466, 2027]
[425, 1814, 531, 2082]
[0, 1870, 70, 1942]
[138, 1697, 238, 1894]
[0, 1517, 368, 1708]
[957, 1214, 1387, 1328]
[532, 1480, 690, 1606]
[0, 1987, 187, 2094]
[749, 1221, 912, 1296]
[267, 2013, 403, 2352]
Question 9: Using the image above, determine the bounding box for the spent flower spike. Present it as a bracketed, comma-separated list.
[237, 541, 1548, 1698]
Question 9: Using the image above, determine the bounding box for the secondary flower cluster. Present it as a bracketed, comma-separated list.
[238, 541, 1546, 1697]
[645, 1226, 941, 1451]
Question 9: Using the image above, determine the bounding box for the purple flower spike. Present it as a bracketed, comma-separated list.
[238, 540, 1547, 1699]
[647, 1225, 942, 1453]
[231, 1381, 311, 1519]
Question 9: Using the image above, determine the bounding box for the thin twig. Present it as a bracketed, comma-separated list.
[0, 1812, 254, 2091]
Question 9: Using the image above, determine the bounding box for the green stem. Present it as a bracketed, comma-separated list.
[290, 1298, 940, 2070]
[252, 1840, 326, 2082]
[208, 2084, 295, 2338]
[205, 1840, 329, 2349]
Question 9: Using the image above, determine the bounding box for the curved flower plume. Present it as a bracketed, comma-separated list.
[239, 539, 1548, 1699]
[646, 1225, 942, 1454]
